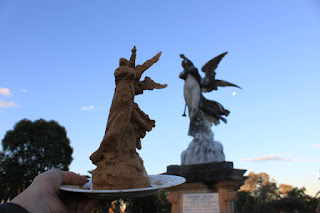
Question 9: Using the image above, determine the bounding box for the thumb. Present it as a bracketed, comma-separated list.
[58, 170, 88, 185]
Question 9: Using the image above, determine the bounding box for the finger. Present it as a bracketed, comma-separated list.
[58, 170, 88, 185]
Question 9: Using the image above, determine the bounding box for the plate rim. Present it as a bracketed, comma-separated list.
[60, 174, 185, 194]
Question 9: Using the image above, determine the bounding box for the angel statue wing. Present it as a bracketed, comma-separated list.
[201, 52, 241, 92]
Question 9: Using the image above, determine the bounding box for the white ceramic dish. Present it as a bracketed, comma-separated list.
[60, 175, 185, 199]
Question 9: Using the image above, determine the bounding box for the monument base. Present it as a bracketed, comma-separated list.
[165, 162, 246, 213]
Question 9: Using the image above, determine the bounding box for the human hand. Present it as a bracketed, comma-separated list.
[11, 168, 100, 213]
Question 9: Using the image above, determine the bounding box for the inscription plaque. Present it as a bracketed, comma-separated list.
[182, 193, 219, 213]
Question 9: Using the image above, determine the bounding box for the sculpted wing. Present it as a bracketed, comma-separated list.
[215, 80, 242, 89]
[201, 52, 228, 92]
[200, 52, 241, 92]
[201, 52, 228, 74]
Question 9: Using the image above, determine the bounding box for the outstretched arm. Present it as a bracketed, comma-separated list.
[135, 52, 162, 80]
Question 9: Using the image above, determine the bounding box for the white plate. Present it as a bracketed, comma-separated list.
[60, 175, 185, 199]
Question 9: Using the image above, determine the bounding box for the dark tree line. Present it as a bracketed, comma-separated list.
[237, 172, 320, 213]
[0, 118, 73, 201]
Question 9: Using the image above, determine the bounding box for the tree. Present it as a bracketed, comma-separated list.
[1, 118, 73, 200]
[279, 184, 293, 197]
[125, 189, 171, 213]
[256, 182, 280, 202]
[0, 152, 27, 201]
[236, 191, 256, 213]
[237, 172, 320, 213]
[239, 172, 278, 196]
[287, 187, 309, 200]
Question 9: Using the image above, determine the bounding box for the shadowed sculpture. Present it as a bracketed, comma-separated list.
[179, 52, 241, 165]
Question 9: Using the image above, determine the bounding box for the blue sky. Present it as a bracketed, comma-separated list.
[1, 0, 320, 195]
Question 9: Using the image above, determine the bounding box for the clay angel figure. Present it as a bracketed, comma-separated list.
[179, 52, 241, 137]
[90, 47, 167, 190]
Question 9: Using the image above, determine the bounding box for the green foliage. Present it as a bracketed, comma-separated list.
[285, 187, 320, 212]
[269, 197, 308, 212]
[236, 191, 256, 213]
[237, 172, 320, 213]
[153, 189, 171, 213]
[287, 187, 308, 199]
[256, 182, 279, 202]
[0, 118, 73, 201]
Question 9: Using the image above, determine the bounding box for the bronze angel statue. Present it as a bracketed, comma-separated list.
[179, 52, 241, 137]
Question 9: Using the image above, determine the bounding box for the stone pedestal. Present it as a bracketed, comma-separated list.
[165, 162, 246, 213]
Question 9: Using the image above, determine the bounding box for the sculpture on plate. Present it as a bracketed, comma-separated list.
[90, 47, 167, 190]
[179, 52, 241, 165]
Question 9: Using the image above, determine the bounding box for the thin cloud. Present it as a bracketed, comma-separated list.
[295, 159, 320, 162]
[242, 154, 320, 162]
[312, 144, 320, 147]
[241, 155, 292, 162]
[20, 89, 28, 93]
[0, 100, 19, 108]
[81, 105, 94, 111]
[0, 88, 12, 96]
